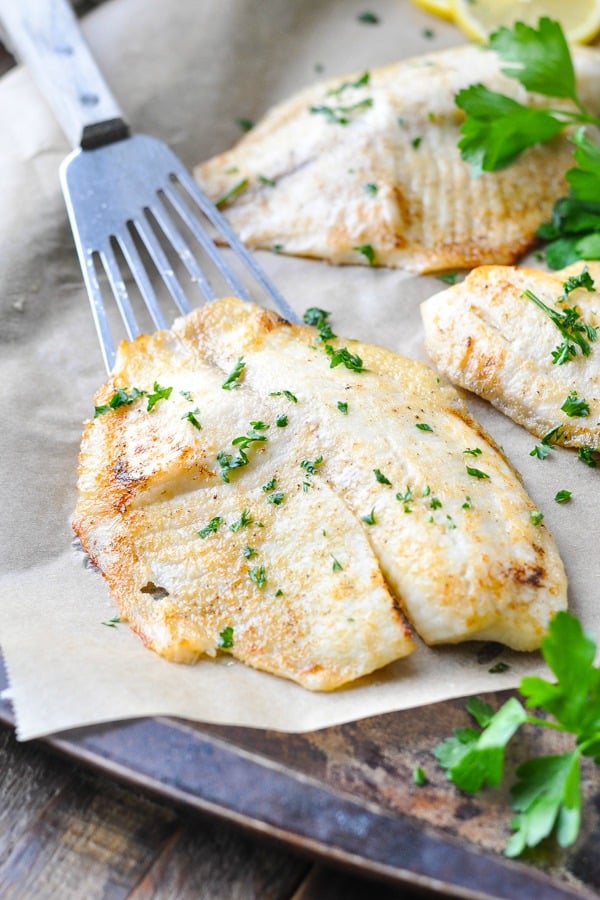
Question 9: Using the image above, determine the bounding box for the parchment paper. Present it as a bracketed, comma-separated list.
[0, 0, 598, 741]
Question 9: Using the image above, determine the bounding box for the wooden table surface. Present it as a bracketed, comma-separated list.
[0, 723, 422, 900]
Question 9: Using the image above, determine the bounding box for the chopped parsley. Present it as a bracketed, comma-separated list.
[530, 510, 544, 526]
[300, 456, 324, 476]
[309, 98, 373, 126]
[396, 486, 413, 513]
[362, 508, 377, 525]
[363, 182, 378, 195]
[182, 408, 202, 430]
[303, 306, 336, 341]
[222, 356, 246, 390]
[463, 447, 482, 457]
[437, 272, 459, 285]
[270, 390, 298, 403]
[276, 414, 288, 427]
[373, 468, 392, 485]
[561, 390, 590, 417]
[353, 243, 376, 265]
[337, 401, 349, 415]
[530, 443, 551, 460]
[237, 118, 254, 132]
[462, 496, 473, 510]
[327, 71, 370, 96]
[146, 382, 173, 412]
[179, 390, 193, 401]
[218, 626, 234, 649]
[324, 344, 365, 372]
[229, 509, 253, 532]
[243, 546, 257, 558]
[248, 565, 267, 589]
[411, 136, 423, 149]
[578, 447, 598, 467]
[266, 491, 285, 505]
[555, 490, 572, 503]
[217, 423, 269, 482]
[416, 423, 433, 432]
[523, 288, 598, 365]
[262, 477, 277, 492]
[413, 767, 427, 786]
[94, 386, 144, 416]
[102, 615, 121, 627]
[466, 466, 490, 480]
[430, 497, 442, 510]
[356, 11, 379, 24]
[215, 178, 249, 208]
[198, 516, 223, 539]
[489, 661, 510, 674]
[331, 556, 343, 572]
[257, 174, 276, 186]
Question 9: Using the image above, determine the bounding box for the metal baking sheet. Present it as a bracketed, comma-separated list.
[1, 665, 597, 899]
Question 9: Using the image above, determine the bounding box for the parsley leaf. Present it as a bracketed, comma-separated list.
[523, 288, 597, 364]
[561, 390, 590, 417]
[94, 386, 144, 416]
[373, 468, 391, 485]
[222, 357, 246, 390]
[218, 626, 234, 649]
[435, 612, 600, 856]
[146, 382, 173, 412]
[182, 408, 202, 430]
[198, 516, 223, 538]
[324, 345, 365, 372]
[353, 243, 376, 265]
[466, 466, 490, 480]
[555, 489, 572, 503]
[248, 565, 267, 589]
[489, 18, 577, 102]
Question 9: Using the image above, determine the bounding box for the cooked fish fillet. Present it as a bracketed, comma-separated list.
[194, 44, 600, 273]
[421, 262, 600, 450]
[73, 298, 567, 689]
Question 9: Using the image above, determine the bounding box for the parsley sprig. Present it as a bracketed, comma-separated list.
[454, 18, 600, 267]
[523, 287, 597, 365]
[435, 612, 600, 857]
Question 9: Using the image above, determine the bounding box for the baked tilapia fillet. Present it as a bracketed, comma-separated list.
[421, 262, 600, 450]
[73, 298, 567, 690]
[194, 44, 600, 273]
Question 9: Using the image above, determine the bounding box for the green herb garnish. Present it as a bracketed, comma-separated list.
[222, 356, 246, 390]
[218, 626, 234, 649]
[266, 491, 285, 505]
[362, 508, 377, 525]
[198, 516, 223, 538]
[373, 468, 392, 485]
[555, 490, 572, 503]
[353, 243, 376, 265]
[182, 408, 202, 430]
[435, 612, 600, 857]
[337, 401, 349, 414]
[94, 386, 144, 416]
[530, 510, 544, 526]
[248, 565, 267, 589]
[466, 466, 490, 480]
[561, 390, 590, 417]
[229, 509, 253, 532]
[324, 345, 365, 372]
[215, 178, 249, 208]
[416, 423, 433, 432]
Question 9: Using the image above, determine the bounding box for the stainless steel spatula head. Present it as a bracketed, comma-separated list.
[0, 0, 296, 371]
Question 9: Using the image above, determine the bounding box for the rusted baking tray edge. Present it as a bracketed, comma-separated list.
[1, 668, 593, 900]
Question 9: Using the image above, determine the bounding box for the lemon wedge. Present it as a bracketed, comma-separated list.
[409, 0, 454, 22]
[452, 0, 600, 44]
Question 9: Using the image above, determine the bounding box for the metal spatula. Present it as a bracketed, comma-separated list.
[0, 0, 296, 371]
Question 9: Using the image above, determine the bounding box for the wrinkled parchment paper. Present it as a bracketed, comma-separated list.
[1, 0, 598, 740]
